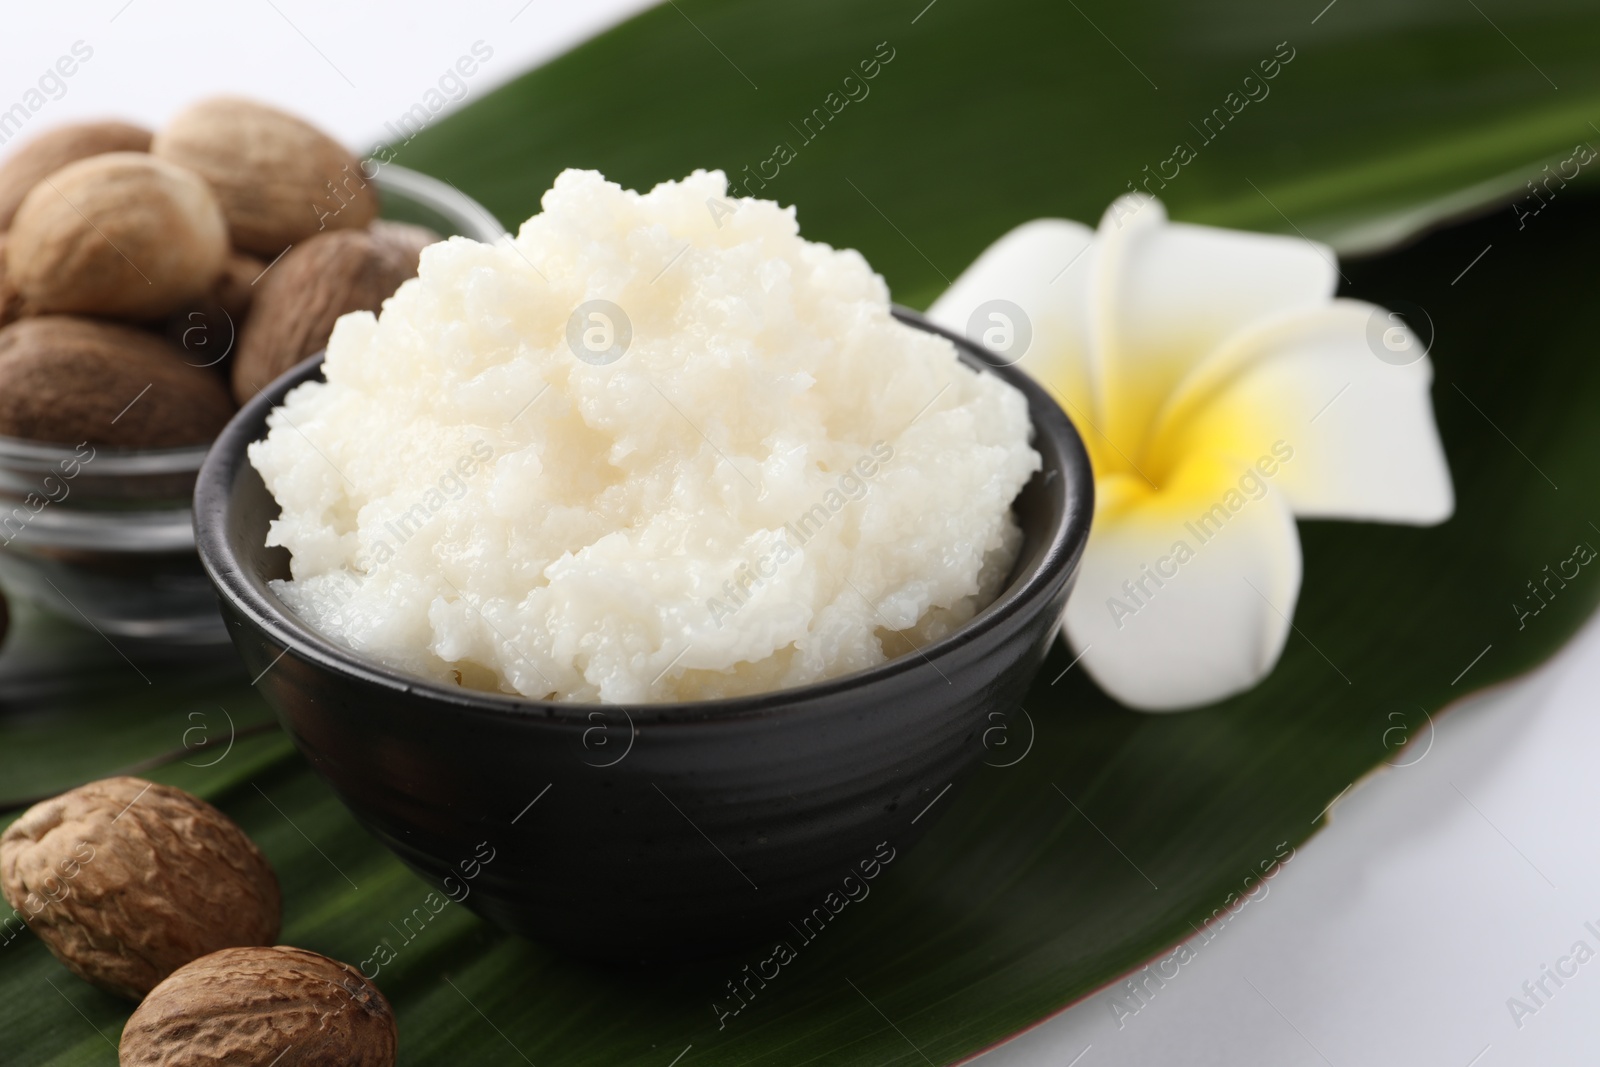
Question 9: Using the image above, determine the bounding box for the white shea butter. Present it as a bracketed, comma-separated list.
[249, 169, 1040, 703]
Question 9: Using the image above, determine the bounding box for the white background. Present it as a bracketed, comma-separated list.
[982, 613, 1600, 1067]
[0, 1, 657, 156]
[4, 3, 1596, 1065]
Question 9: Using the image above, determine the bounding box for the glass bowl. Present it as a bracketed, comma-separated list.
[0, 165, 509, 644]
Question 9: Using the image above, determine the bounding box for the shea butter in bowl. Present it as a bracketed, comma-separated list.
[194, 171, 1093, 958]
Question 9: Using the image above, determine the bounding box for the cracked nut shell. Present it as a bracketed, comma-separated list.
[0, 777, 279, 1000]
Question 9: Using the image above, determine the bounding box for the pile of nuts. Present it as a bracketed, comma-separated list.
[0, 96, 437, 449]
[1, 777, 397, 1065]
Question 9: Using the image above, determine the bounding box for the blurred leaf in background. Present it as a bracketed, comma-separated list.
[399, 0, 1600, 305]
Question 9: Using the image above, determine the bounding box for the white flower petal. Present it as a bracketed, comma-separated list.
[1150, 300, 1454, 524]
[1064, 457, 1303, 711]
[931, 198, 1455, 713]
[927, 219, 1102, 426]
[1092, 195, 1339, 454]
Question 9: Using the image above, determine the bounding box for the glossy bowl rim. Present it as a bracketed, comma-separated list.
[194, 308, 1095, 726]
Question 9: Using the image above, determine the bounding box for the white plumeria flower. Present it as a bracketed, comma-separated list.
[929, 195, 1453, 711]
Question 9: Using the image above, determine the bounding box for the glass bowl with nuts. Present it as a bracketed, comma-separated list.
[0, 98, 506, 643]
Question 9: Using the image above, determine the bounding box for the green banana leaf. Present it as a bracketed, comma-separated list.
[7, 0, 1600, 1063]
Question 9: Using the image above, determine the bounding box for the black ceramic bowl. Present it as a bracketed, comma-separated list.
[194, 309, 1093, 960]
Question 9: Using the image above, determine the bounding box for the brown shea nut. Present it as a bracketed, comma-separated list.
[0, 119, 153, 229]
[120, 946, 398, 1067]
[212, 249, 268, 322]
[0, 317, 235, 447]
[8, 152, 228, 319]
[164, 299, 236, 373]
[153, 96, 378, 256]
[0, 234, 30, 328]
[0, 777, 280, 1001]
[230, 221, 438, 404]
[163, 250, 266, 369]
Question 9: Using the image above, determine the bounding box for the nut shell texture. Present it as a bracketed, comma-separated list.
[119, 946, 398, 1067]
[7, 152, 228, 319]
[0, 234, 29, 327]
[230, 223, 433, 403]
[0, 777, 280, 1000]
[0, 119, 152, 228]
[0, 316, 234, 447]
[153, 96, 377, 256]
